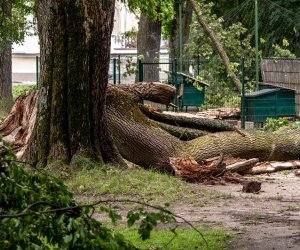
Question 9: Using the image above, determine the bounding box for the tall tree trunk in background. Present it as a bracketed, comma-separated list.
[169, 0, 193, 61]
[24, 0, 125, 167]
[0, 0, 13, 104]
[136, 14, 161, 81]
[0, 45, 12, 102]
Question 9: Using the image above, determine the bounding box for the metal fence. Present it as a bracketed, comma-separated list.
[34, 54, 299, 130]
[110, 55, 300, 129]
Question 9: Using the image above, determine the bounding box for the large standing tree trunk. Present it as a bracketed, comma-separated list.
[0, 0, 13, 104]
[24, 0, 125, 167]
[136, 14, 162, 82]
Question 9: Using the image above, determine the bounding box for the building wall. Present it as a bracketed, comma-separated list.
[12, 54, 38, 83]
[11, 2, 160, 83]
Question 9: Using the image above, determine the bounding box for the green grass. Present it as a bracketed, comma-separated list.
[0, 85, 36, 120]
[120, 227, 232, 250]
[54, 156, 232, 205]
[12, 84, 36, 99]
[0, 100, 13, 120]
[286, 205, 300, 212]
[49, 158, 234, 249]
[64, 164, 199, 204]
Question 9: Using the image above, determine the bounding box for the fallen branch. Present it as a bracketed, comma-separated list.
[244, 161, 300, 175]
[140, 105, 235, 132]
[153, 121, 208, 140]
[226, 158, 259, 173]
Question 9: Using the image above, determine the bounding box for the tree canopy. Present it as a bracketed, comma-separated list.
[0, 0, 33, 49]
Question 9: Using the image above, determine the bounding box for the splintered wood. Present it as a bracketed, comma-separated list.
[169, 156, 245, 185]
[170, 156, 300, 185]
[0, 91, 38, 158]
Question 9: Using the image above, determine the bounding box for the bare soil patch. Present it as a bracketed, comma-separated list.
[76, 171, 300, 249]
[172, 172, 300, 249]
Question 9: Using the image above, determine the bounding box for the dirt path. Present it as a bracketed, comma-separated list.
[76, 172, 300, 249]
[172, 172, 300, 249]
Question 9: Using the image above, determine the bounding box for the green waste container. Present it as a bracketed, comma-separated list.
[244, 87, 295, 123]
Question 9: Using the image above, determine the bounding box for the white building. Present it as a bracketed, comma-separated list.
[12, 2, 168, 83]
[12, 2, 139, 83]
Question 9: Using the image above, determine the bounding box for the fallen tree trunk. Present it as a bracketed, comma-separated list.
[140, 105, 235, 132]
[1, 83, 300, 175]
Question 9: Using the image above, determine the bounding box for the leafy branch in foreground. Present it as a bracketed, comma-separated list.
[0, 140, 207, 249]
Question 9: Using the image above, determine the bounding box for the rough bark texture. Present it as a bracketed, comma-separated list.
[140, 105, 235, 132]
[24, 0, 125, 167]
[0, 0, 13, 102]
[191, 0, 242, 92]
[2, 83, 300, 174]
[0, 46, 12, 102]
[136, 14, 162, 82]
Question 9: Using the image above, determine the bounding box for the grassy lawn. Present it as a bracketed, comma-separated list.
[120, 227, 231, 250]
[47, 157, 234, 249]
[58, 156, 233, 205]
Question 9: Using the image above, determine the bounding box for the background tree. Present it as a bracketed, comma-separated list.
[125, 0, 174, 81]
[168, 0, 193, 60]
[0, 0, 33, 105]
[216, 0, 300, 57]
[24, 0, 125, 167]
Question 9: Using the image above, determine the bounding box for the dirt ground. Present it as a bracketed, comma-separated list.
[78, 170, 300, 249]
[172, 172, 300, 250]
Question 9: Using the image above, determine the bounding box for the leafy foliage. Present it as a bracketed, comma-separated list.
[12, 84, 37, 99]
[0, 0, 34, 49]
[0, 141, 178, 249]
[263, 117, 289, 132]
[185, 1, 254, 107]
[122, 0, 175, 38]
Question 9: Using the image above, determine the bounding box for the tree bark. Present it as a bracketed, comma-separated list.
[0, 0, 13, 103]
[0, 45, 12, 102]
[2, 83, 300, 173]
[136, 14, 162, 82]
[24, 0, 125, 167]
[191, 0, 242, 92]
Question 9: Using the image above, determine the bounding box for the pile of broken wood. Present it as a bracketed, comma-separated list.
[170, 155, 300, 193]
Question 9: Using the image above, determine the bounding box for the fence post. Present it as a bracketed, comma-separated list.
[118, 54, 121, 84]
[113, 58, 117, 85]
[36, 56, 39, 88]
[138, 59, 143, 82]
[241, 58, 246, 129]
[197, 55, 200, 75]
[174, 58, 178, 107]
